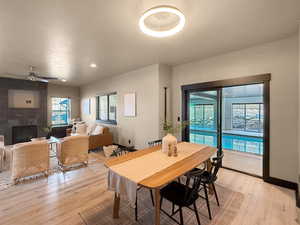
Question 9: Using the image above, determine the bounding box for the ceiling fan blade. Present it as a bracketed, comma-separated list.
[0, 73, 27, 80]
[36, 78, 49, 83]
[36, 75, 58, 80]
[27, 74, 47, 82]
[1, 67, 59, 83]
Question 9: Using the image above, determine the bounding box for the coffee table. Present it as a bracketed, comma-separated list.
[48, 136, 61, 158]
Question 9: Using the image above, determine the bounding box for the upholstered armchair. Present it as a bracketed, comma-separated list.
[57, 135, 89, 170]
[11, 140, 49, 184]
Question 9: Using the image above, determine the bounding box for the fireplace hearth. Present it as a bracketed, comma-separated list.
[12, 125, 38, 144]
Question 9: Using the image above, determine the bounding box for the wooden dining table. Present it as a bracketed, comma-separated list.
[104, 142, 217, 225]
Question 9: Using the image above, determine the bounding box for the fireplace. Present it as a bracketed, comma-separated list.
[12, 125, 38, 144]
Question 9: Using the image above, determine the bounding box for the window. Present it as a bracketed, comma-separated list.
[51, 97, 71, 125]
[190, 104, 215, 129]
[96, 93, 117, 124]
[232, 103, 263, 133]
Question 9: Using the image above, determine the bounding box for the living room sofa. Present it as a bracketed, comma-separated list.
[76, 123, 113, 150]
[89, 127, 113, 150]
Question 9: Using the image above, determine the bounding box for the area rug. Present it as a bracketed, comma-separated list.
[79, 184, 244, 225]
[0, 152, 105, 191]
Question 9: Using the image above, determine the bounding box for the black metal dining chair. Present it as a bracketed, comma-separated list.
[186, 153, 224, 220]
[134, 140, 162, 221]
[148, 139, 162, 147]
[110, 147, 130, 157]
[145, 138, 162, 205]
[159, 169, 204, 225]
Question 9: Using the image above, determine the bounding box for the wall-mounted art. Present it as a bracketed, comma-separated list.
[124, 93, 136, 117]
[83, 98, 91, 115]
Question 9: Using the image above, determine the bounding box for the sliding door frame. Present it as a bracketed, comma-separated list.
[181, 73, 271, 180]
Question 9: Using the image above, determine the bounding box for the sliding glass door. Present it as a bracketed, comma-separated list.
[182, 77, 270, 178]
[221, 84, 264, 176]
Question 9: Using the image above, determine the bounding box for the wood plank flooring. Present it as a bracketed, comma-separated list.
[0, 152, 298, 225]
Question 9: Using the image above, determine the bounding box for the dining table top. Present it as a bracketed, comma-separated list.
[104, 142, 217, 189]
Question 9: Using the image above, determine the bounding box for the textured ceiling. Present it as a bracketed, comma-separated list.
[0, 0, 299, 86]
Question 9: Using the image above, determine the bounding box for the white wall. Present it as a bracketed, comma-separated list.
[80, 64, 160, 149]
[298, 26, 300, 194]
[172, 35, 299, 182]
[47, 84, 81, 124]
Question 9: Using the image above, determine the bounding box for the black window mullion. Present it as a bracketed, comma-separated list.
[96, 96, 99, 120]
[96, 97, 98, 120]
[259, 103, 262, 133]
[107, 95, 109, 121]
[203, 105, 205, 127]
[244, 104, 247, 132]
[258, 104, 260, 133]
[193, 106, 196, 124]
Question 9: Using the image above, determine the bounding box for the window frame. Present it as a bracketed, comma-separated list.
[190, 103, 215, 129]
[96, 92, 117, 125]
[51, 97, 71, 126]
[232, 103, 263, 133]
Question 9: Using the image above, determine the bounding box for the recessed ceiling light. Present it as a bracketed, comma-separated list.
[139, 5, 185, 38]
[61, 79, 67, 82]
[90, 63, 97, 68]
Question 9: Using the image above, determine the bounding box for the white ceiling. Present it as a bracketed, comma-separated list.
[0, 0, 299, 86]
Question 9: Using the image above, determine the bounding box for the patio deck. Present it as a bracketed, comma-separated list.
[222, 149, 262, 177]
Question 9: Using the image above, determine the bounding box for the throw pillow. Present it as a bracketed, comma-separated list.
[76, 123, 87, 135]
[91, 125, 103, 135]
[86, 123, 96, 135]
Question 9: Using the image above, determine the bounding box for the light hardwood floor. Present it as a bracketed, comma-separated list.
[0, 152, 298, 225]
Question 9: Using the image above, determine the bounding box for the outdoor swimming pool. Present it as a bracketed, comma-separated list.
[190, 130, 263, 155]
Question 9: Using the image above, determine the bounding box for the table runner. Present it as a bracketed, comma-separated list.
[107, 142, 208, 206]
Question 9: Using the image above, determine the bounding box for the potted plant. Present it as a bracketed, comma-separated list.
[42, 126, 52, 139]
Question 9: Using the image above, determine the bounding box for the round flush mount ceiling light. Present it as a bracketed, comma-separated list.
[90, 63, 97, 68]
[139, 5, 185, 38]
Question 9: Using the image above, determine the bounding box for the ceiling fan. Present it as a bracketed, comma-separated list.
[26, 66, 59, 83]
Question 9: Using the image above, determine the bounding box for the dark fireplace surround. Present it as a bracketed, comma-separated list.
[0, 78, 48, 145]
[12, 125, 38, 144]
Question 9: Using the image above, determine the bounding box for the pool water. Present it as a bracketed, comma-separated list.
[190, 130, 263, 155]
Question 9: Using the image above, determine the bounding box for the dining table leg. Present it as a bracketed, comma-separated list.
[154, 188, 160, 225]
[113, 192, 120, 219]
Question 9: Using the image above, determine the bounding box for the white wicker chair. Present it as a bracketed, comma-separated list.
[11, 140, 49, 184]
[57, 135, 89, 171]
